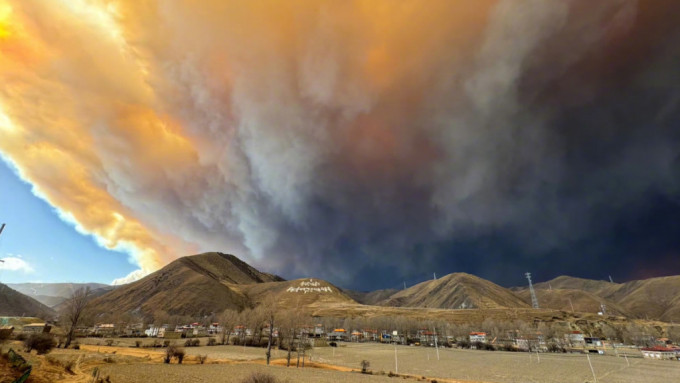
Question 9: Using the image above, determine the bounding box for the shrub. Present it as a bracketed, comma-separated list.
[174, 347, 186, 364]
[240, 372, 279, 383]
[24, 333, 56, 354]
[197, 354, 208, 364]
[184, 339, 200, 347]
[498, 344, 517, 352]
[329, 342, 337, 347]
[547, 343, 566, 353]
[13, 333, 27, 341]
[72, 343, 80, 350]
[457, 340, 471, 349]
[165, 344, 175, 363]
[134, 340, 142, 348]
[163, 340, 171, 348]
[207, 338, 216, 346]
[105, 339, 114, 347]
[45, 356, 75, 373]
[360, 359, 370, 374]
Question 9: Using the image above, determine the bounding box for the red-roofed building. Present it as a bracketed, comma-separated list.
[641, 346, 680, 360]
[469, 332, 487, 343]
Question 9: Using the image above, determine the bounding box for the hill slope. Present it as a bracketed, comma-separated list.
[378, 273, 530, 310]
[88, 252, 284, 318]
[515, 288, 629, 316]
[88, 252, 361, 319]
[531, 275, 680, 321]
[343, 288, 399, 305]
[0, 283, 56, 319]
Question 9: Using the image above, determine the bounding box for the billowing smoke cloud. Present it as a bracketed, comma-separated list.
[1, 0, 679, 288]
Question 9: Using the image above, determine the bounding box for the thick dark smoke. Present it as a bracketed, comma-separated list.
[2, 0, 680, 289]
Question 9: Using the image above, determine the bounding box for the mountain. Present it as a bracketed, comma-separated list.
[86, 252, 355, 319]
[7, 282, 111, 308]
[0, 283, 56, 319]
[529, 275, 680, 321]
[376, 273, 530, 310]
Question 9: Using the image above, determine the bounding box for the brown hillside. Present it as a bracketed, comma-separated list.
[242, 278, 356, 307]
[342, 288, 399, 305]
[609, 276, 680, 322]
[378, 273, 530, 310]
[532, 276, 620, 296]
[87, 252, 283, 318]
[516, 288, 629, 316]
[0, 283, 55, 319]
[531, 275, 680, 321]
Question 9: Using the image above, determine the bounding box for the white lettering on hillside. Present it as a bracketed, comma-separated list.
[286, 279, 333, 294]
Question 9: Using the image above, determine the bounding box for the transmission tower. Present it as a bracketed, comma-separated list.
[525, 272, 539, 309]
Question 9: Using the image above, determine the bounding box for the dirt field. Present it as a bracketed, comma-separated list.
[6, 340, 680, 383]
[308, 343, 680, 383]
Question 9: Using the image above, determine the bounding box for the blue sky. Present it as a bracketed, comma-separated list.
[0, 159, 134, 285]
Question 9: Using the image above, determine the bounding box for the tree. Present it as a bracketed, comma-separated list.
[261, 296, 278, 365]
[63, 287, 91, 349]
[220, 309, 238, 345]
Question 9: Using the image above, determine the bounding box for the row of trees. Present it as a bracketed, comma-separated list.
[56, 287, 680, 353]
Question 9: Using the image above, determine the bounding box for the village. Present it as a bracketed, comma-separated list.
[4, 314, 680, 361]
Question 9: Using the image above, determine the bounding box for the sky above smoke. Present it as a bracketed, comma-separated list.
[1, 0, 679, 289]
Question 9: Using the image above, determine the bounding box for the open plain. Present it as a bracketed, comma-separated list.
[8, 338, 678, 383]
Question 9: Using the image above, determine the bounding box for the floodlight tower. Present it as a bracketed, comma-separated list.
[525, 272, 539, 309]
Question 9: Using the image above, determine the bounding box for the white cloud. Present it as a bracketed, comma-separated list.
[0, 257, 35, 273]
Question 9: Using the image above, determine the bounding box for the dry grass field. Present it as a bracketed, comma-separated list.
[5, 339, 680, 383]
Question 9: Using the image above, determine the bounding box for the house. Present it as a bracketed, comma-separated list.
[145, 326, 163, 337]
[362, 329, 379, 342]
[566, 331, 585, 346]
[418, 330, 435, 345]
[328, 328, 347, 341]
[641, 346, 680, 360]
[380, 332, 392, 343]
[23, 323, 51, 334]
[123, 323, 144, 336]
[515, 333, 545, 351]
[585, 337, 602, 347]
[469, 332, 487, 344]
[94, 324, 116, 336]
[350, 331, 363, 342]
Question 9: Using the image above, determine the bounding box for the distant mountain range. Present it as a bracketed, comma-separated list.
[0, 283, 55, 318]
[3, 252, 680, 323]
[7, 282, 112, 308]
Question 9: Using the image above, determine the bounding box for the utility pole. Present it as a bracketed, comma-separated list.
[609, 275, 614, 283]
[525, 272, 539, 309]
[433, 272, 436, 280]
[403, 281, 406, 290]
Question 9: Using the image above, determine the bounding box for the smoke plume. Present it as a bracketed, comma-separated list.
[1, 0, 679, 288]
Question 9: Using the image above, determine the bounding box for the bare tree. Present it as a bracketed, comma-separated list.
[261, 296, 278, 365]
[220, 309, 239, 345]
[63, 287, 91, 349]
